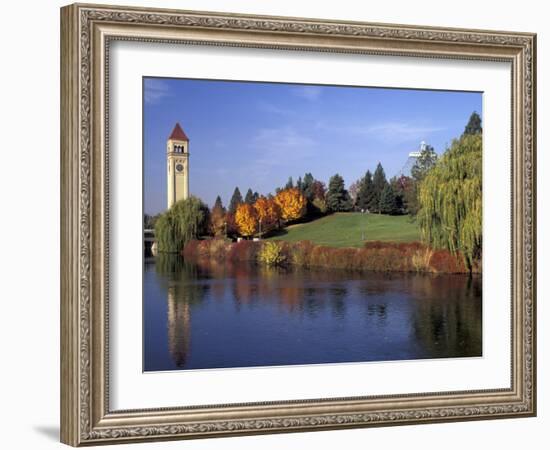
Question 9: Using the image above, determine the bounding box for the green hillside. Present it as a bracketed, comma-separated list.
[267, 213, 421, 248]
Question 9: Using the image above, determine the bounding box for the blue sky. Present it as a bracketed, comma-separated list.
[144, 77, 482, 215]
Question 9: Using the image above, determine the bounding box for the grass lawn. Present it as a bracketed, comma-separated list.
[266, 213, 421, 248]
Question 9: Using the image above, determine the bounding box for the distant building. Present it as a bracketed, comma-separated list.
[398, 141, 428, 177]
[166, 123, 190, 209]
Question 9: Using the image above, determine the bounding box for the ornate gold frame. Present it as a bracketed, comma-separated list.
[60, 3, 536, 446]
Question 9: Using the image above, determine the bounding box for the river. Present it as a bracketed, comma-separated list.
[144, 255, 482, 371]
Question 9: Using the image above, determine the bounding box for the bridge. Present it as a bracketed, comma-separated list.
[144, 229, 156, 255]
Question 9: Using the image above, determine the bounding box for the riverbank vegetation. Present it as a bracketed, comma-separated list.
[417, 132, 482, 270]
[183, 238, 475, 274]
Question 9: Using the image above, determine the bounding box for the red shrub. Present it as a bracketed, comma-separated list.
[429, 249, 468, 273]
[288, 240, 315, 266]
[226, 240, 261, 262]
[182, 239, 201, 259]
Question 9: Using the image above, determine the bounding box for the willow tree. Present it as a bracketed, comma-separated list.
[417, 133, 482, 270]
[155, 196, 210, 253]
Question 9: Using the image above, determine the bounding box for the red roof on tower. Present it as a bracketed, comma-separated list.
[168, 123, 189, 141]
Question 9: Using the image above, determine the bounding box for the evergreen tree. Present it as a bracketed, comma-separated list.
[244, 188, 255, 205]
[302, 173, 315, 200]
[411, 144, 438, 182]
[326, 174, 352, 212]
[284, 176, 294, 190]
[296, 176, 303, 192]
[371, 163, 388, 213]
[210, 195, 226, 236]
[463, 111, 482, 136]
[408, 143, 438, 218]
[379, 184, 399, 215]
[356, 170, 375, 211]
[213, 195, 224, 212]
[228, 187, 243, 214]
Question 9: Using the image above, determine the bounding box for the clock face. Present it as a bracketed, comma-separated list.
[175, 163, 184, 173]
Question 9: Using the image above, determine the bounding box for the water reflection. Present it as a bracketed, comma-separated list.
[143, 254, 482, 371]
[167, 286, 190, 367]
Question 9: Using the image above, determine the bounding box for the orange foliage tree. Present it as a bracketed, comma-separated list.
[254, 196, 281, 235]
[235, 203, 258, 237]
[210, 201, 226, 236]
[274, 188, 307, 222]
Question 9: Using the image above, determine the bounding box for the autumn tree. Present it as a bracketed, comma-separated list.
[228, 187, 243, 214]
[311, 198, 327, 214]
[225, 212, 237, 237]
[274, 188, 307, 222]
[235, 203, 258, 237]
[210, 195, 226, 236]
[309, 180, 327, 215]
[326, 174, 352, 212]
[310, 180, 326, 201]
[254, 196, 281, 236]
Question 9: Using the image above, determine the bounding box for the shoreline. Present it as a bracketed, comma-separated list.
[181, 239, 479, 275]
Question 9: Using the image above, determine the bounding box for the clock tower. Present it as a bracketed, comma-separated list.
[166, 123, 190, 209]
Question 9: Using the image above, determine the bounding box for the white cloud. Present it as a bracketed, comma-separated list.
[330, 121, 445, 144]
[292, 85, 323, 101]
[247, 126, 317, 181]
[144, 79, 171, 104]
[257, 101, 295, 116]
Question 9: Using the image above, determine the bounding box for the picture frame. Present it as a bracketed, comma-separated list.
[60, 2, 536, 446]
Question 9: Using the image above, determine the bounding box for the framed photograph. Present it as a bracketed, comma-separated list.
[60, 3, 536, 446]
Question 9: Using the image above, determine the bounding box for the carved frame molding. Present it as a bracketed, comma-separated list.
[61, 3, 536, 446]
